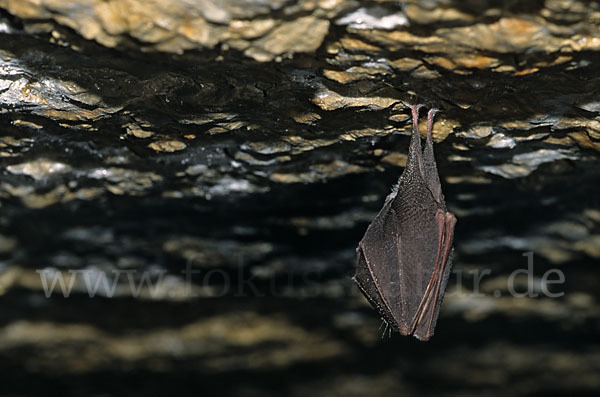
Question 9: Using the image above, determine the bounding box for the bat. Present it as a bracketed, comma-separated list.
[353, 104, 456, 341]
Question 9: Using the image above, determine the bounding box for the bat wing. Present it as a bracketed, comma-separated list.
[354, 195, 404, 331]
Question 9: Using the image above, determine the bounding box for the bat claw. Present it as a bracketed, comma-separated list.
[412, 104, 425, 114]
[426, 108, 439, 143]
[401, 101, 425, 111]
[427, 108, 440, 118]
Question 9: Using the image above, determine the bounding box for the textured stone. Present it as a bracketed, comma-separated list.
[148, 140, 187, 152]
[0, 1, 599, 396]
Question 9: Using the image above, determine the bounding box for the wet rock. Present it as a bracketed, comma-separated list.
[6, 158, 72, 180]
[148, 139, 187, 152]
[336, 6, 409, 30]
[0, 0, 345, 59]
[478, 148, 579, 178]
[246, 16, 330, 62]
[271, 160, 368, 184]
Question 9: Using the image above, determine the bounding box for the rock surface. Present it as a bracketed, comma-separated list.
[0, 1, 599, 396]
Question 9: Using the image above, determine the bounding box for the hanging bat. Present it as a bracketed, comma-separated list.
[353, 104, 456, 341]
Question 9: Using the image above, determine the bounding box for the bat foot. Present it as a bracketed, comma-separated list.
[427, 108, 439, 123]
[401, 101, 425, 111]
[426, 108, 440, 143]
[411, 103, 425, 115]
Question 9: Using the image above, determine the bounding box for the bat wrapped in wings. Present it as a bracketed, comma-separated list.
[353, 104, 456, 341]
